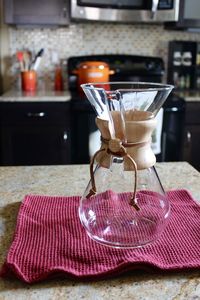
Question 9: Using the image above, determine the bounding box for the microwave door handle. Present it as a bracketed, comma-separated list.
[151, 0, 159, 19]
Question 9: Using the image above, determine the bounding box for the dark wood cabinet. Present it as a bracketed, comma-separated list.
[0, 102, 71, 166]
[4, 0, 69, 26]
[181, 101, 200, 171]
[165, 0, 200, 30]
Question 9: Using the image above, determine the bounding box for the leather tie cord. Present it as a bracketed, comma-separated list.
[85, 137, 147, 211]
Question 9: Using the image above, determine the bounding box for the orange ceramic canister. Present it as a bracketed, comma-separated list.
[73, 61, 114, 95]
[21, 70, 37, 92]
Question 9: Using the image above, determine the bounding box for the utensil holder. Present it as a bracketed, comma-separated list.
[21, 70, 37, 92]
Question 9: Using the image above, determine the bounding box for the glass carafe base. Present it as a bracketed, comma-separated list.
[79, 160, 170, 249]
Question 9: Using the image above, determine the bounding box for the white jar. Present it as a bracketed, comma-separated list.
[182, 52, 192, 66]
[173, 51, 182, 66]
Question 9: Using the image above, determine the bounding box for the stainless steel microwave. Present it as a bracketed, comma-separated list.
[71, 0, 180, 23]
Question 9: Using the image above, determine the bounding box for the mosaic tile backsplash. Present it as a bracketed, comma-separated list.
[8, 23, 200, 90]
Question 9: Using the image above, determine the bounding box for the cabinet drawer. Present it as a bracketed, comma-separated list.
[0, 124, 71, 165]
[0, 102, 70, 125]
[185, 102, 200, 124]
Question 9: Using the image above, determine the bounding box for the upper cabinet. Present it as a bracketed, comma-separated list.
[166, 0, 200, 30]
[3, 0, 70, 26]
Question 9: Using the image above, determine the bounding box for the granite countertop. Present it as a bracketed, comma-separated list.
[0, 162, 200, 299]
[0, 89, 71, 102]
[1, 89, 200, 104]
[176, 90, 200, 102]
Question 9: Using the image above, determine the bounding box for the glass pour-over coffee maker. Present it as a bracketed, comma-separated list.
[79, 82, 173, 248]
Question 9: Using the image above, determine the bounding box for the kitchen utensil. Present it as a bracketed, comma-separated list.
[32, 48, 44, 71]
[79, 82, 173, 248]
[73, 61, 115, 95]
[23, 51, 31, 71]
[16, 51, 25, 71]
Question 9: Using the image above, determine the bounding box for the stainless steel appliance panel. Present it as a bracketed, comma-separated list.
[71, 0, 180, 23]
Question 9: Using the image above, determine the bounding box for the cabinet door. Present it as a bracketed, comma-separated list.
[182, 125, 200, 171]
[0, 102, 71, 166]
[0, 124, 70, 166]
[4, 0, 69, 25]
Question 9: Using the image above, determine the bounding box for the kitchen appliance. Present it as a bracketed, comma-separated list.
[71, 0, 180, 23]
[68, 54, 182, 164]
[79, 82, 173, 248]
[72, 61, 114, 95]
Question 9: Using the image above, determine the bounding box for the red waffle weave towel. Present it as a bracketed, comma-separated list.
[1, 189, 200, 283]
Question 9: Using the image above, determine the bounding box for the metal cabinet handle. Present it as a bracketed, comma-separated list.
[62, 1, 68, 18]
[63, 7, 67, 18]
[26, 112, 46, 118]
[63, 131, 68, 141]
[151, 0, 159, 19]
[184, 130, 192, 161]
[186, 131, 191, 144]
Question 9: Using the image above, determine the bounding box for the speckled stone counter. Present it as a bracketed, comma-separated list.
[0, 89, 71, 102]
[176, 90, 200, 102]
[1, 89, 200, 103]
[0, 162, 200, 300]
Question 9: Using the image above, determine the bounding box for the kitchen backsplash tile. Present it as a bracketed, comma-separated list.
[8, 23, 200, 89]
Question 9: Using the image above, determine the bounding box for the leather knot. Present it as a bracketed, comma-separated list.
[86, 137, 140, 210]
[108, 138, 122, 153]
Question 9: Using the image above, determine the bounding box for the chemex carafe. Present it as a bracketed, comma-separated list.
[79, 82, 173, 248]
